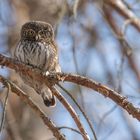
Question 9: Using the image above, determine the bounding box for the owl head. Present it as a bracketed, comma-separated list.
[21, 21, 54, 42]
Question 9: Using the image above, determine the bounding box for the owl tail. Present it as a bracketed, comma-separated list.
[36, 86, 56, 107]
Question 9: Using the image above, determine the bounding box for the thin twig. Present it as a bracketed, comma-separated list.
[70, 26, 85, 109]
[58, 126, 81, 135]
[105, 0, 140, 31]
[49, 86, 90, 140]
[57, 83, 97, 140]
[97, 105, 117, 133]
[101, 6, 140, 80]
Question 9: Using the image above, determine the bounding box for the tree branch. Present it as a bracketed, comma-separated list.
[49, 86, 90, 140]
[105, 0, 140, 31]
[0, 54, 140, 121]
[0, 54, 90, 140]
[0, 75, 65, 140]
[60, 73, 140, 120]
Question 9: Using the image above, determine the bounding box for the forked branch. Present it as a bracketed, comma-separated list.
[0, 76, 66, 140]
[0, 54, 90, 140]
[0, 53, 140, 139]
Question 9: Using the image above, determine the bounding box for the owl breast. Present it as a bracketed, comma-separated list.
[14, 40, 56, 72]
[14, 39, 61, 88]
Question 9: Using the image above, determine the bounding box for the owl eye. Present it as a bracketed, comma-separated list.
[39, 30, 52, 38]
[27, 29, 35, 36]
[22, 29, 35, 37]
[38, 30, 46, 38]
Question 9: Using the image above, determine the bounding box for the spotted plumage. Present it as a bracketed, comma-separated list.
[14, 21, 61, 107]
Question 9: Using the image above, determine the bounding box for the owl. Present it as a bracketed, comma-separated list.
[14, 21, 61, 107]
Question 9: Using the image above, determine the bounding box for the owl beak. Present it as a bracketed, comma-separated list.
[35, 35, 41, 40]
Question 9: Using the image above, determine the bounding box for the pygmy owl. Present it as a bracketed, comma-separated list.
[14, 21, 61, 107]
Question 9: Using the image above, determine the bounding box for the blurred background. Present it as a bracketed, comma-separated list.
[0, 0, 140, 140]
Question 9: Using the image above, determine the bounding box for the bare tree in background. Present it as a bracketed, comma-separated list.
[0, 0, 140, 140]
